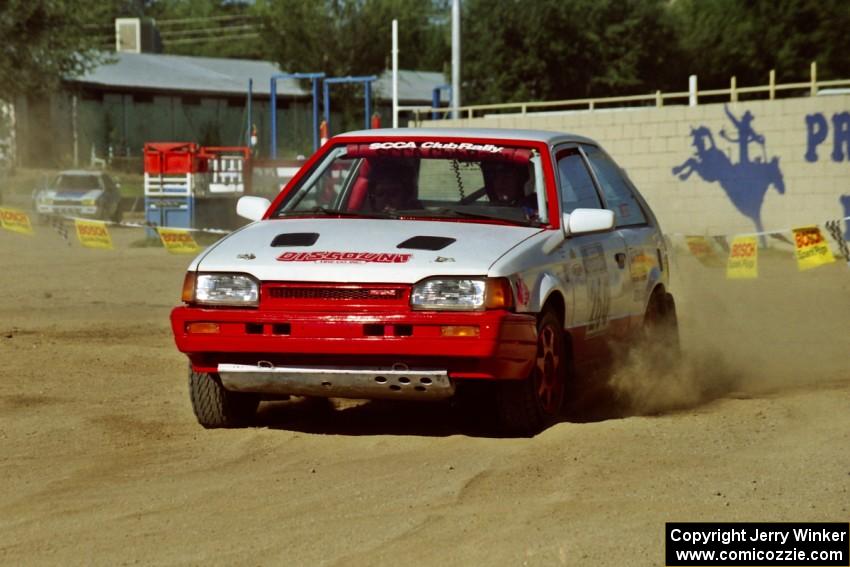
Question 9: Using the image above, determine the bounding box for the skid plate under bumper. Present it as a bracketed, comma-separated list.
[218, 363, 454, 400]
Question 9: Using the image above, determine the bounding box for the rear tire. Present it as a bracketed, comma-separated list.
[644, 291, 680, 355]
[495, 310, 567, 436]
[188, 368, 259, 428]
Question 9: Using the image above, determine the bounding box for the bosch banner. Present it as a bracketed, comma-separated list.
[74, 219, 113, 250]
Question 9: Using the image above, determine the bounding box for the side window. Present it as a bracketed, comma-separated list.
[556, 148, 602, 213]
[286, 155, 357, 211]
[582, 145, 647, 226]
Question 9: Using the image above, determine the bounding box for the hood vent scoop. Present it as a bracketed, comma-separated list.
[271, 232, 320, 247]
[397, 236, 456, 251]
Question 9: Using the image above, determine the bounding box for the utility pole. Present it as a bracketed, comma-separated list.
[392, 19, 399, 128]
[451, 0, 461, 119]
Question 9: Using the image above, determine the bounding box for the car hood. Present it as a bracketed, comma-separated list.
[38, 189, 104, 202]
[194, 218, 544, 283]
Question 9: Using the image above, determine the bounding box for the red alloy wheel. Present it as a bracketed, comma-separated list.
[534, 318, 564, 415]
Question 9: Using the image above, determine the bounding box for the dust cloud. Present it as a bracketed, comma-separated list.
[607, 247, 850, 415]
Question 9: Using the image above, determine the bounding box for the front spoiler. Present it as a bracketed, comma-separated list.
[218, 363, 454, 400]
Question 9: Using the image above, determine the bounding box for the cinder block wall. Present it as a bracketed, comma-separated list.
[423, 95, 850, 236]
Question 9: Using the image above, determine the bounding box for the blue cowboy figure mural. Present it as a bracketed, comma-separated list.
[672, 105, 785, 234]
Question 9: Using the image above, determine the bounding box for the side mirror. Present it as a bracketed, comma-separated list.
[542, 208, 616, 254]
[237, 195, 271, 221]
[565, 208, 615, 235]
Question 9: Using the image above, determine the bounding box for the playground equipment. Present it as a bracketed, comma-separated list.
[431, 85, 452, 120]
[322, 75, 379, 136]
[269, 73, 325, 158]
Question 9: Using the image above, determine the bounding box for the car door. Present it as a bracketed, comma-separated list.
[554, 145, 632, 349]
[581, 145, 661, 327]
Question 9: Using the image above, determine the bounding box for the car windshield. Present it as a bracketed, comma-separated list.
[54, 174, 100, 192]
[271, 141, 549, 226]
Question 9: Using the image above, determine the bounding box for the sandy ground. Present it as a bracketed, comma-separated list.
[0, 221, 848, 566]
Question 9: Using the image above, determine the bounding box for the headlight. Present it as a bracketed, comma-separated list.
[190, 273, 259, 306]
[410, 277, 513, 311]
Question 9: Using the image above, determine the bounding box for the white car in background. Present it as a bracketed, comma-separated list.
[33, 170, 123, 223]
[171, 128, 678, 435]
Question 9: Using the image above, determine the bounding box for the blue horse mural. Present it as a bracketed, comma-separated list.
[672, 105, 785, 234]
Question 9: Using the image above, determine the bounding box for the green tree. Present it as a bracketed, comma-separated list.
[143, 0, 264, 59]
[0, 0, 116, 102]
[256, 0, 449, 133]
[462, 0, 680, 105]
[256, 0, 449, 77]
[672, 0, 850, 88]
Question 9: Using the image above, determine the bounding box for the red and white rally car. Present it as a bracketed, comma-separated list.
[171, 128, 677, 434]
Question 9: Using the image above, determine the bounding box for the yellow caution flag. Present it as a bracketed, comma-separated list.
[157, 227, 201, 254]
[686, 236, 724, 267]
[792, 226, 835, 271]
[726, 235, 758, 279]
[0, 207, 34, 235]
[74, 219, 113, 249]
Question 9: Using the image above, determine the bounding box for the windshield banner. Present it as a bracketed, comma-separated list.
[345, 142, 533, 164]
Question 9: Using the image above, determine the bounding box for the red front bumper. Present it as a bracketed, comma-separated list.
[170, 306, 537, 380]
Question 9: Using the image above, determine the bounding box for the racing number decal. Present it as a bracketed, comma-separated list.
[581, 243, 610, 336]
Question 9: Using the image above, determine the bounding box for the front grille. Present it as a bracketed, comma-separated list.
[267, 287, 404, 301]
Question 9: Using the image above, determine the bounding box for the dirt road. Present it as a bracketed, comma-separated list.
[1, 225, 848, 566]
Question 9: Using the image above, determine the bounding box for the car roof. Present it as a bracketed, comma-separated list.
[332, 127, 597, 146]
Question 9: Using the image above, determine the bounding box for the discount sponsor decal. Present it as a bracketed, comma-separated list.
[277, 251, 412, 264]
[792, 226, 835, 271]
[726, 236, 758, 279]
[157, 228, 201, 254]
[74, 219, 113, 249]
[0, 208, 33, 235]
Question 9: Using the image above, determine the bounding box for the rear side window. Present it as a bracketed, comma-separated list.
[556, 148, 602, 213]
[582, 145, 647, 226]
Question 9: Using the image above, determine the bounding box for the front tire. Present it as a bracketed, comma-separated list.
[495, 310, 567, 436]
[188, 368, 259, 428]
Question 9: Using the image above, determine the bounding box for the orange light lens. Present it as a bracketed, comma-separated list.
[181, 271, 197, 303]
[484, 278, 514, 309]
[186, 322, 220, 334]
[441, 325, 480, 337]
